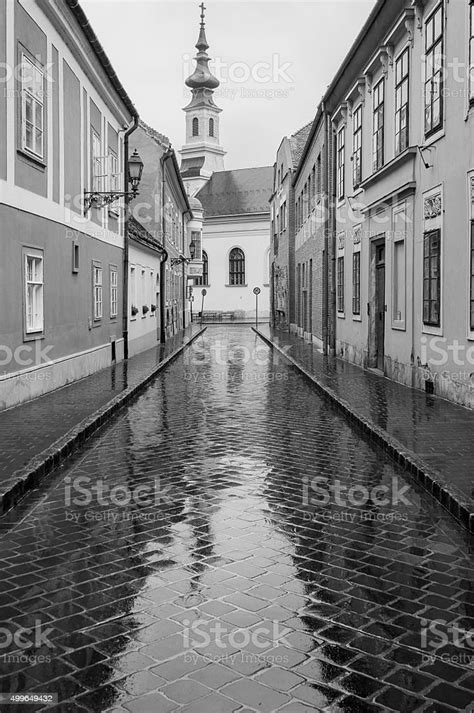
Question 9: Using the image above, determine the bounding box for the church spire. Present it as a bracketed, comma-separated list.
[185, 3, 220, 90]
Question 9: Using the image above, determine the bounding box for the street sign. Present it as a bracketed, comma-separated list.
[202, 289, 207, 296]
[253, 287, 261, 295]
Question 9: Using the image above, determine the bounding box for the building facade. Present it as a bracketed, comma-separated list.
[195, 167, 273, 320]
[274, 0, 474, 409]
[293, 115, 330, 349]
[128, 121, 199, 349]
[269, 123, 311, 331]
[0, 0, 136, 410]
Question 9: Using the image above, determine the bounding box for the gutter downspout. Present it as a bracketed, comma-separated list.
[322, 104, 329, 356]
[122, 114, 139, 360]
[328, 112, 336, 355]
[160, 149, 171, 344]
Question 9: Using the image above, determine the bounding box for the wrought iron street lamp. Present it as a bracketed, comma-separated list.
[170, 236, 198, 266]
[84, 149, 144, 213]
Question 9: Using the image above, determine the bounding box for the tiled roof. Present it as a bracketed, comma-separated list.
[289, 121, 313, 166]
[138, 119, 170, 148]
[196, 166, 273, 217]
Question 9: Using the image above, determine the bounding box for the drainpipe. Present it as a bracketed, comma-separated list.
[322, 104, 329, 356]
[122, 114, 139, 360]
[160, 149, 171, 343]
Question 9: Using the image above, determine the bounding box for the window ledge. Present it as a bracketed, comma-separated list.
[17, 148, 46, 170]
[352, 314, 362, 322]
[360, 147, 417, 191]
[225, 284, 248, 288]
[392, 321, 406, 331]
[24, 332, 44, 343]
[422, 325, 442, 336]
[424, 127, 445, 147]
[337, 312, 345, 319]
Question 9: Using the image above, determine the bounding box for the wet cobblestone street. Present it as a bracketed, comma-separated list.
[0, 326, 473, 713]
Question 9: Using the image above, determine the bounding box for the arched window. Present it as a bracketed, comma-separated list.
[209, 118, 214, 137]
[192, 117, 199, 136]
[195, 250, 208, 286]
[229, 248, 245, 286]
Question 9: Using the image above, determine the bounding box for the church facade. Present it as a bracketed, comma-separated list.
[180, 5, 272, 322]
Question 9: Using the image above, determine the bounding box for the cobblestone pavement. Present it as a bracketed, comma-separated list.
[258, 326, 474, 513]
[0, 325, 201, 488]
[0, 326, 472, 713]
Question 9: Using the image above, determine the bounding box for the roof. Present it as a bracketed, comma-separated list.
[139, 119, 170, 148]
[289, 122, 313, 166]
[65, 0, 138, 118]
[129, 216, 166, 256]
[196, 167, 273, 217]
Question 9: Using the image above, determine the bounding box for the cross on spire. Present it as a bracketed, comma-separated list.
[200, 2, 206, 25]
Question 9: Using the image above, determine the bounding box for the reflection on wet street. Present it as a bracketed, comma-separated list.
[0, 326, 472, 712]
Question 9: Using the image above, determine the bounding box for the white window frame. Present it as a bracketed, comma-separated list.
[91, 131, 106, 193]
[21, 54, 44, 160]
[110, 266, 118, 319]
[337, 127, 345, 201]
[93, 262, 103, 321]
[470, 1, 474, 104]
[392, 202, 407, 331]
[24, 249, 44, 334]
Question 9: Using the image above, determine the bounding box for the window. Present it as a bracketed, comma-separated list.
[108, 150, 119, 192]
[373, 79, 385, 172]
[337, 127, 345, 200]
[316, 154, 322, 201]
[423, 229, 441, 326]
[393, 240, 405, 322]
[21, 55, 44, 159]
[352, 252, 360, 315]
[353, 105, 362, 187]
[395, 49, 410, 154]
[93, 263, 103, 321]
[209, 118, 214, 137]
[425, 3, 444, 136]
[229, 248, 245, 285]
[91, 131, 104, 192]
[281, 201, 287, 231]
[192, 117, 199, 136]
[470, 1, 474, 103]
[110, 266, 118, 319]
[337, 256, 344, 313]
[195, 250, 208, 286]
[471, 222, 474, 329]
[24, 251, 44, 333]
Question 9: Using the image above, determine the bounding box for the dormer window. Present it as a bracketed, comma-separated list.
[192, 117, 199, 136]
[209, 118, 214, 137]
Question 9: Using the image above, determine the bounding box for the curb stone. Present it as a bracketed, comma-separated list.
[0, 327, 207, 517]
[254, 327, 473, 534]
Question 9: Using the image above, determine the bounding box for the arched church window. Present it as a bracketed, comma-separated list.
[192, 117, 199, 136]
[229, 248, 245, 286]
[209, 118, 214, 137]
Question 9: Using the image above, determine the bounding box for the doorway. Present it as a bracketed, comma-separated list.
[369, 238, 386, 371]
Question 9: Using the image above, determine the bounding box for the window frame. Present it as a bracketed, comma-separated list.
[372, 78, 385, 172]
[337, 255, 345, 314]
[20, 54, 45, 160]
[470, 221, 474, 331]
[93, 262, 103, 322]
[352, 251, 361, 316]
[229, 247, 245, 286]
[110, 265, 118, 320]
[424, 2, 444, 137]
[209, 117, 214, 137]
[192, 117, 199, 136]
[352, 104, 363, 188]
[337, 127, 345, 200]
[470, 1, 474, 104]
[423, 229, 441, 327]
[395, 47, 410, 155]
[24, 248, 44, 335]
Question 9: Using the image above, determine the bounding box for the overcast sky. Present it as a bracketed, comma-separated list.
[81, 0, 376, 170]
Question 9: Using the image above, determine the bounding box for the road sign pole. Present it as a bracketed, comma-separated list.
[253, 287, 261, 330]
[200, 288, 207, 327]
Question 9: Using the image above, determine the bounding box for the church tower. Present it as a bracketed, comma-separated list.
[180, 3, 225, 196]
